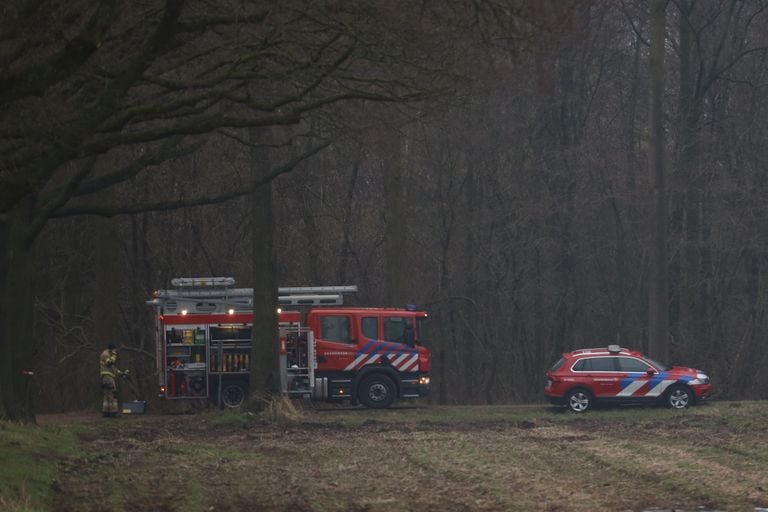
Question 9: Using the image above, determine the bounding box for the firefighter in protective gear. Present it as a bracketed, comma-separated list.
[100, 344, 126, 417]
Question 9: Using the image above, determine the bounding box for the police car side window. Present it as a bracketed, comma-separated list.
[590, 357, 618, 371]
[618, 357, 650, 372]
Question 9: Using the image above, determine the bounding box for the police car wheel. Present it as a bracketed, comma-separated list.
[565, 389, 592, 413]
[358, 374, 395, 409]
[666, 385, 691, 409]
[222, 384, 246, 408]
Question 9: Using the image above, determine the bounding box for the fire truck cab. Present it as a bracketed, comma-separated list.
[149, 277, 431, 409]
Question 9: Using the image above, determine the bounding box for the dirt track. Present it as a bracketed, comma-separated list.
[43, 403, 768, 512]
[37, 412, 106, 426]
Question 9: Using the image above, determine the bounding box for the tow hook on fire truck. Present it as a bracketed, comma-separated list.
[148, 277, 431, 409]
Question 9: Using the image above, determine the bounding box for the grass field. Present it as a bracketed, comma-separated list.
[5, 400, 768, 511]
[0, 421, 79, 512]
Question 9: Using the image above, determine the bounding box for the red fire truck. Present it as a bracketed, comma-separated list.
[148, 277, 431, 408]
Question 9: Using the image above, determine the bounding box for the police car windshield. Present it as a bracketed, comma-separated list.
[644, 356, 670, 372]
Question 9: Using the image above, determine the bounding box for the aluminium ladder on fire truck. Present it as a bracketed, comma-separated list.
[148, 277, 356, 402]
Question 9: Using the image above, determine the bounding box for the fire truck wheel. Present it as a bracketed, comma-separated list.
[358, 374, 396, 409]
[222, 384, 246, 408]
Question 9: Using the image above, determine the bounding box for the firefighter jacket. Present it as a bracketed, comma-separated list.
[99, 349, 122, 378]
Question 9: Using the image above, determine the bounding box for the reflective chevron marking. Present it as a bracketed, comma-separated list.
[618, 372, 693, 397]
[398, 354, 419, 372]
[617, 376, 647, 396]
[646, 379, 676, 397]
[343, 340, 419, 372]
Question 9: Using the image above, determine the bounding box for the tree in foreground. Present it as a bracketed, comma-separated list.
[0, 0, 579, 419]
[0, 0, 455, 420]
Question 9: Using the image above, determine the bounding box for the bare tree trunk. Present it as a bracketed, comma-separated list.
[297, 187, 322, 284]
[93, 217, 125, 350]
[673, 0, 714, 362]
[0, 197, 36, 421]
[93, 216, 129, 404]
[433, 155, 459, 405]
[648, 0, 669, 363]
[0, 213, 9, 419]
[616, 20, 645, 347]
[127, 208, 154, 403]
[249, 128, 280, 408]
[383, 131, 409, 307]
[338, 162, 360, 285]
[61, 261, 92, 411]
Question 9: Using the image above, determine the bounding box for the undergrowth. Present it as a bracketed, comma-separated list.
[0, 420, 80, 512]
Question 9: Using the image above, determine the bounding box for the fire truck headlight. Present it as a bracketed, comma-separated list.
[181, 309, 188, 315]
[228, 309, 235, 315]
[419, 376, 430, 385]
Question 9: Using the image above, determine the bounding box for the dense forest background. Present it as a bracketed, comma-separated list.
[5, 0, 768, 413]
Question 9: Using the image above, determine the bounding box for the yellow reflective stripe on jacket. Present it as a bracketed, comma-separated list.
[100, 350, 119, 377]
